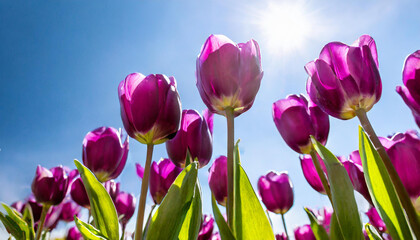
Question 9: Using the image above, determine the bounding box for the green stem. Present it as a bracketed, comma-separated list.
[142, 204, 156, 239]
[35, 204, 50, 240]
[281, 213, 289, 240]
[355, 108, 420, 237]
[134, 144, 154, 240]
[121, 224, 126, 240]
[309, 149, 333, 203]
[225, 108, 235, 228]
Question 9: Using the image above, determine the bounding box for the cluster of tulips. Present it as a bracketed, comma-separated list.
[1, 32, 420, 240]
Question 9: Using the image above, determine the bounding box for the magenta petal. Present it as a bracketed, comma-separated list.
[70, 178, 90, 208]
[258, 171, 294, 214]
[136, 163, 144, 179]
[208, 156, 228, 206]
[115, 192, 136, 225]
[294, 225, 316, 240]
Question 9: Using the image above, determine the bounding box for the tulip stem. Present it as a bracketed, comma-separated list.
[309, 149, 332, 203]
[356, 108, 420, 237]
[225, 108, 235, 229]
[134, 143, 154, 240]
[281, 213, 289, 240]
[35, 204, 50, 240]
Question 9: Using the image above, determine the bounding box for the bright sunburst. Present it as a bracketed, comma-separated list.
[257, 1, 317, 55]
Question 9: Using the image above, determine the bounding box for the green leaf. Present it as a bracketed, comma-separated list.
[211, 195, 235, 240]
[74, 160, 119, 240]
[22, 204, 35, 240]
[329, 211, 344, 240]
[75, 216, 108, 240]
[146, 162, 201, 240]
[0, 212, 25, 240]
[233, 142, 275, 240]
[311, 137, 364, 240]
[365, 223, 383, 240]
[304, 208, 329, 240]
[359, 128, 413, 240]
[1, 203, 30, 240]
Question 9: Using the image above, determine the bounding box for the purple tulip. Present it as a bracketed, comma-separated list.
[115, 192, 136, 227]
[258, 171, 294, 214]
[43, 205, 62, 230]
[67, 226, 83, 240]
[366, 207, 386, 232]
[211, 232, 221, 240]
[166, 109, 213, 168]
[310, 207, 333, 233]
[60, 200, 81, 222]
[305, 35, 381, 120]
[272, 94, 329, 154]
[342, 151, 372, 204]
[202, 109, 214, 135]
[82, 126, 129, 182]
[31, 165, 69, 205]
[196, 34, 263, 117]
[11, 201, 25, 213]
[70, 178, 90, 209]
[294, 225, 316, 240]
[208, 156, 228, 206]
[396, 51, 420, 127]
[147, 158, 182, 204]
[300, 154, 327, 194]
[276, 232, 288, 240]
[103, 180, 120, 203]
[379, 130, 420, 199]
[136, 163, 144, 179]
[118, 73, 182, 145]
[198, 214, 214, 240]
[26, 195, 43, 222]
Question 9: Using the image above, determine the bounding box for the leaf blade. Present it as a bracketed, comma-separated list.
[304, 208, 329, 240]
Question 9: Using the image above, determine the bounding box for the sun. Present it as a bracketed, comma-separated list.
[256, 1, 316, 55]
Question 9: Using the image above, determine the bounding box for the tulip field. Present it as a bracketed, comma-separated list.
[1, 1, 420, 240]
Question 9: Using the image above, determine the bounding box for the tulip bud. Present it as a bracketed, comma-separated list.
[379, 130, 420, 199]
[70, 178, 90, 209]
[276, 233, 287, 240]
[366, 207, 386, 232]
[115, 192, 136, 226]
[208, 156, 228, 206]
[31, 166, 69, 206]
[103, 180, 120, 203]
[342, 151, 372, 204]
[294, 225, 316, 240]
[396, 50, 420, 127]
[118, 73, 182, 145]
[198, 214, 214, 240]
[166, 109, 213, 168]
[272, 94, 329, 154]
[60, 200, 81, 222]
[82, 126, 129, 182]
[149, 158, 182, 204]
[67, 226, 83, 240]
[305, 35, 381, 120]
[300, 154, 327, 194]
[196, 34, 263, 117]
[258, 171, 294, 214]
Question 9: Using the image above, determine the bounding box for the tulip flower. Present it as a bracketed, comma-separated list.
[118, 73, 182, 145]
[70, 178, 90, 208]
[379, 130, 420, 199]
[310, 207, 333, 233]
[273, 94, 329, 154]
[145, 158, 182, 204]
[60, 200, 81, 222]
[342, 151, 372, 204]
[103, 180, 120, 203]
[208, 156, 228, 206]
[198, 214, 214, 240]
[115, 192, 136, 227]
[67, 226, 83, 240]
[31, 166, 69, 206]
[300, 154, 327, 194]
[82, 126, 129, 182]
[294, 225, 316, 240]
[166, 109, 213, 168]
[26, 195, 43, 222]
[366, 207, 386, 232]
[258, 171, 294, 214]
[305, 35, 381, 120]
[196, 34, 263, 117]
[43, 205, 62, 230]
[397, 51, 420, 127]
[276, 233, 287, 240]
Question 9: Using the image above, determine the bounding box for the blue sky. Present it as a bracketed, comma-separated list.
[1, 0, 419, 238]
